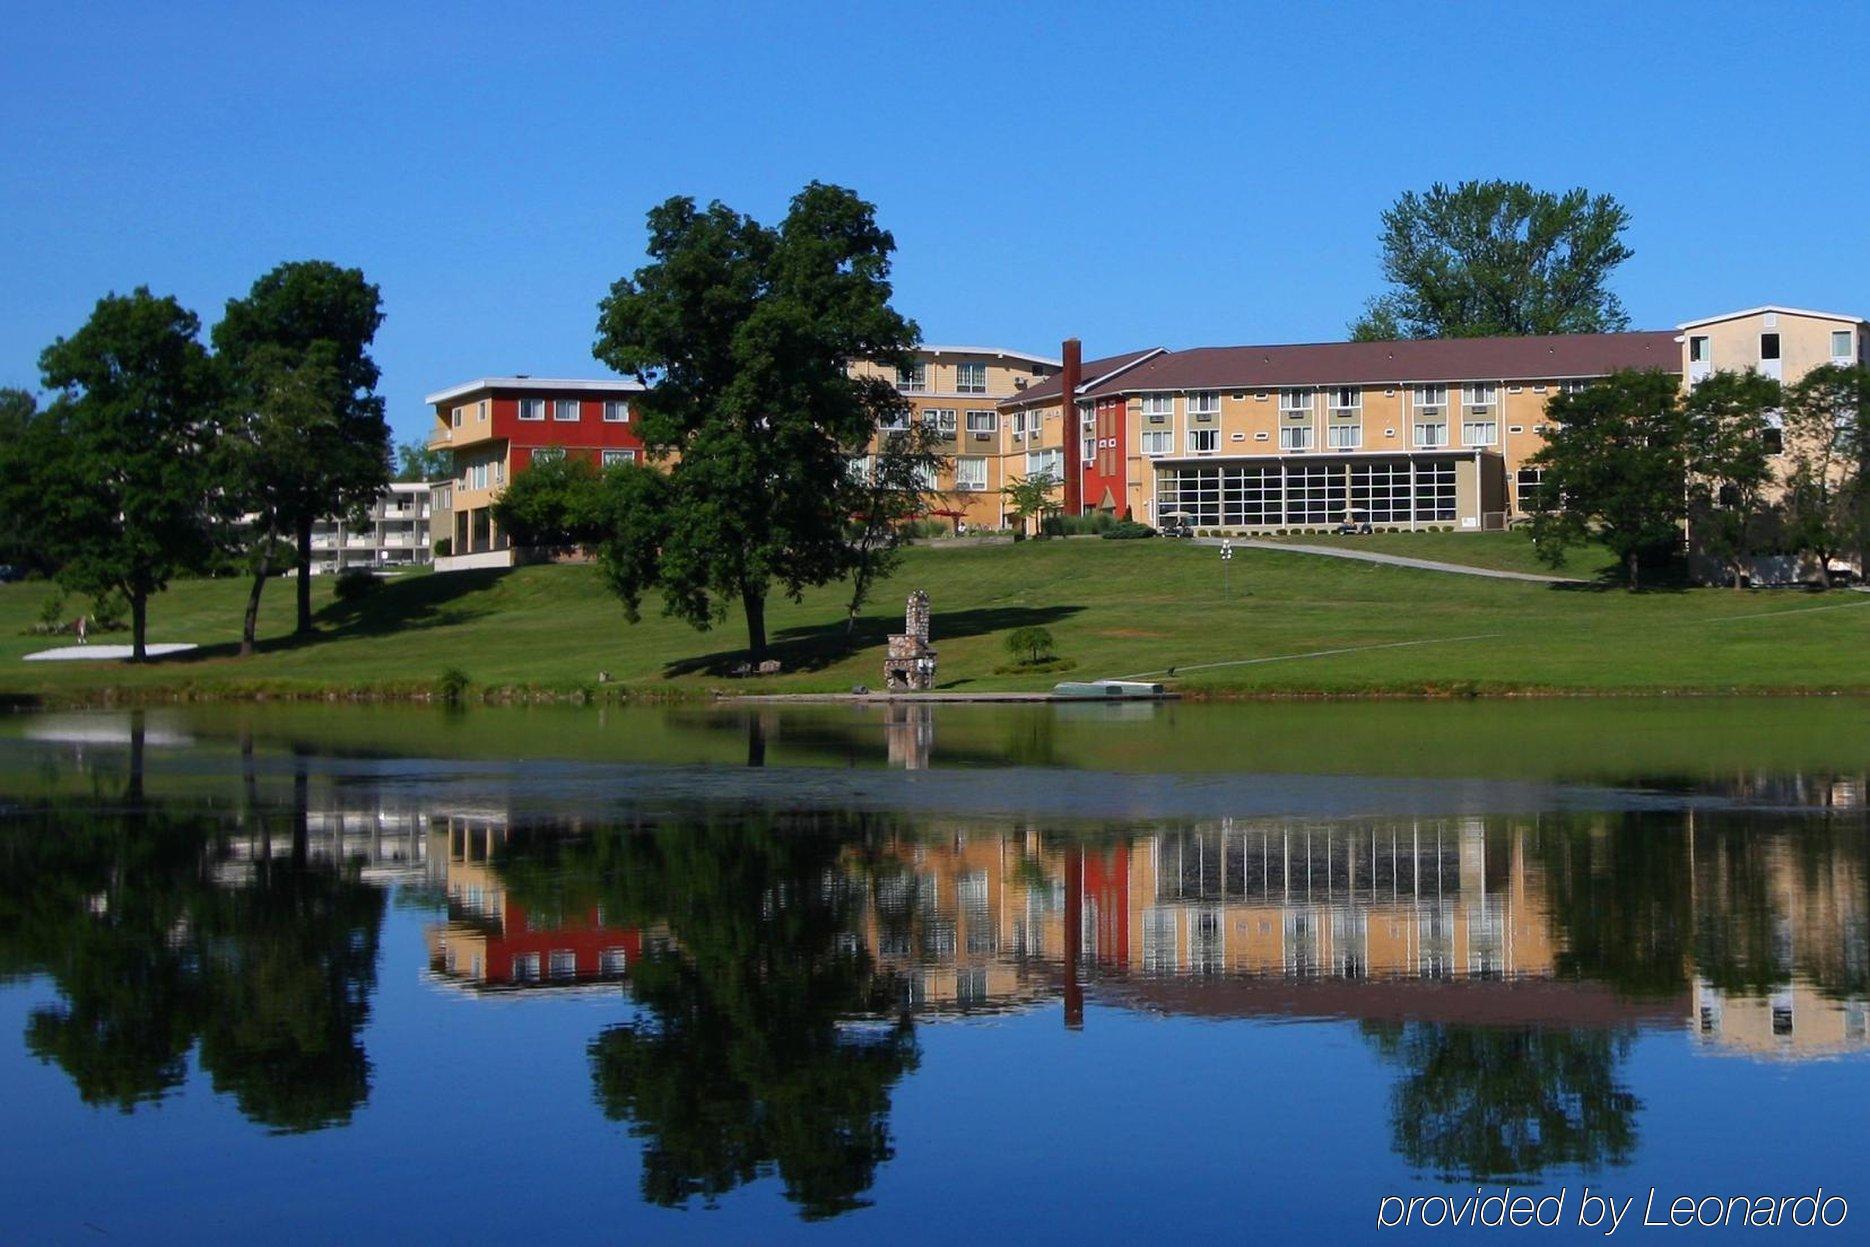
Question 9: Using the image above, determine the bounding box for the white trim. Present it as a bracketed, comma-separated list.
[424, 376, 647, 405]
[919, 345, 1064, 367]
[1675, 305, 1869, 330]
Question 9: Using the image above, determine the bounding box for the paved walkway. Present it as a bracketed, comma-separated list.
[23, 643, 199, 662]
[1199, 538, 1587, 584]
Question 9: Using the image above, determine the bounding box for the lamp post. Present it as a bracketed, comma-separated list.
[1220, 538, 1233, 597]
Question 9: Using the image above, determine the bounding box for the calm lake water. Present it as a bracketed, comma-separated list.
[2, 701, 1867, 1243]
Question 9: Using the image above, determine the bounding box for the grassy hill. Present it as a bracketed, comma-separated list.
[1, 538, 1867, 702]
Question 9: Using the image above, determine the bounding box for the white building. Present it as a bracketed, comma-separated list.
[309, 481, 434, 575]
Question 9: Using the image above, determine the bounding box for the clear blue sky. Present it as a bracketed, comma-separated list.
[3, 1, 1866, 446]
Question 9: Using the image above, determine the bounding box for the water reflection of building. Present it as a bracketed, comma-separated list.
[843, 819, 1676, 1029]
[1689, 828, 1870, 1058]
[424, 813, 648, 992]
[215, 797, 432, 886]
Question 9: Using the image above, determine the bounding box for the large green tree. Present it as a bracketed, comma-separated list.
[1351, 180, 1633, 341]
[489, 452, 608, 550]
[842, 419, 944, 632]
[1682, 368, 1782, 589]
[1783, 362, 1870, 583]
[36, 289, 223, 659]
[394, 439, 450, 483]
[214, 261, 390, 636]
[0, 387, 57, 575]
[1527, 370, 1688, 588]
[592, 183, 919, 660]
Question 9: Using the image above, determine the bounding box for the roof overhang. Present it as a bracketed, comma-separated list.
[1676, 305, 1868, 330]
[919, 344, 1063, 368]
[424, 376, 647, 406]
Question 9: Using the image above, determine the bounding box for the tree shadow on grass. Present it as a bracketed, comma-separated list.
[660, 604, 1084, 678]
[156, 569, 521, 666]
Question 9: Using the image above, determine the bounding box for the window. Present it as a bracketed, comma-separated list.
[549, 950, 577, 979]
[553, 398, 580, 422]
[1188, 427, 1219, 453]
[1330, 386, 1362, 412]
[965, 409, 997, 434]
[1465, 383, 1496, 409]
[1326, 424, 1361, 449]
[1278, 426, 1313, 451]
[494, 461, 505, 486]
[1560, 380, 1588, 394]
[599, 947, 628, 976]
[511, 953, 540, 982]
[601, 449, 637, 468]
[1760, 333, 1781, 361]
[1515, 467, 1545, 512]
[518, 398, 546, 421]
[1280, 387, 1314, 414]
[922, 408, 957, 436]
[1762, 424, 1785, 455]
[602, 400, 630, 423]
[1462, 420, 1497, 446]
[1141, 394, 1173, 419]
[532, 446, 565, 465]
[1689, 335, 1711, 363]
[1188, 391, 1220, 417]
[956, 362, 987, 394]
[1142, 429, 1173, 456]
[1414, 384, 1447, 410]
[880, 410, 910, 431]
[846, 455, 872, 482]
[1833, 330, 1855, 360]
[897, 362, 927, 393]
[955, 457, 987, 490]
[450, 407, 463, 429]
[913, 461, 938, 491]
[1025, 447, 1063, 479]
[1414, 420, 1448, 448]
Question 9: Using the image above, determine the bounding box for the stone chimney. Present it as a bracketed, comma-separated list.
[1060, 338, 1083, 516]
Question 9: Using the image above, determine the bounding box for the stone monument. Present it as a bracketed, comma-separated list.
[883, 590, 936, 692]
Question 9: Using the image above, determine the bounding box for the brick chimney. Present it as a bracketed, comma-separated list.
[1060, 338, 1083, 516]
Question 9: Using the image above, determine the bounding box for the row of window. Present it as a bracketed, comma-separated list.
[1137, 418, 1501, 456]
[1138, 381, 1578, 419]
[507, 946, 631, 982]
[515, 398, 632, 423]
[1688, 330, 1858, 365]
[897, 361, 992, 394]
[880, 408, 1002, 434]
[1158, 460, 1459, 527]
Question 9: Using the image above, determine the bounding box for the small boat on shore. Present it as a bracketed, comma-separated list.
[1051, 679, 1171, 700]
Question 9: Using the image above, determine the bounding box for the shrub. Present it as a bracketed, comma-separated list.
[334, 569, 381, 602]
[1100, 520, 1156, 540]
[433, 536, 453, 557]
[37, 589, 66, 631]
[1004, 625, 1056, 665]
[90, 589, 128, 631]
[436, 666, 471, 704]
[1041, 512, 1118, 537]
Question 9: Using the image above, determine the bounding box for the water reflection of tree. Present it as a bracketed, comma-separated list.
[1364, 1023, 1639, 1181]
[1535, 815, 1694, 997]
[501, 811, 919, 1219]
[0, 799, 384, 1132]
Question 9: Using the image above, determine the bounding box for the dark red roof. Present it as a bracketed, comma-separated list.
[1081, 331, 1680, 397]
[1002, 347, 1165, 408]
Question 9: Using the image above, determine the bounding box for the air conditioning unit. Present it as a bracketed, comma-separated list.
[971, 431, 992, 441]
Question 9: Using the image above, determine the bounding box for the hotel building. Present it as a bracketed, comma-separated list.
[425, 375, 647, 569]
[307, 481, 434, 575]
[426, 303, 1866, 551]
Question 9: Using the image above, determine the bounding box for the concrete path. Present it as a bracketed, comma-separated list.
[1199, 538, 1587, 584]
[23, 643, 199, 662]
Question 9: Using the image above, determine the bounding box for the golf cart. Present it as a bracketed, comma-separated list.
[1160, 510, 1195, 539]
[1334, 510, 1373, 536]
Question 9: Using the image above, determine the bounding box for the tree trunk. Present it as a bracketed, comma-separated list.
[1626, 549, 1641, 591]
[295, 514, 314, 635]
[241, 547, 271, 658]
[130, 589, 148, 662]
[742, 582, 767, 661]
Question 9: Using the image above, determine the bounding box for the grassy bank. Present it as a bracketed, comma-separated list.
[1254, 528, 1620, 578]
[1, 538, 1867, 702]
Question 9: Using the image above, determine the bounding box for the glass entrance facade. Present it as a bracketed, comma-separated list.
[1155, 456, 1463, 528]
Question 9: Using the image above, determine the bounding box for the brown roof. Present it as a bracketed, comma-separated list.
[1001, 347, 1165, 408]
[1082, 331, 1680, 398]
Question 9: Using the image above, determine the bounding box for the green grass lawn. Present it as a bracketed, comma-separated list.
[1254, 528, 1620, 578]
[1, 539, 1866, 701]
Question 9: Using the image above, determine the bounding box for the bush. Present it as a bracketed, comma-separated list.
[90, 589, 127, 631]
[436, 666, 471, 704]
[1004, 625, 1056, 665]
[334, 569, 381, 602]
[1041, 512, 1118, 537]
[37, 589, 66, 631]
[1100, 520, 1156, 540]
[433, 536, 453, 558]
